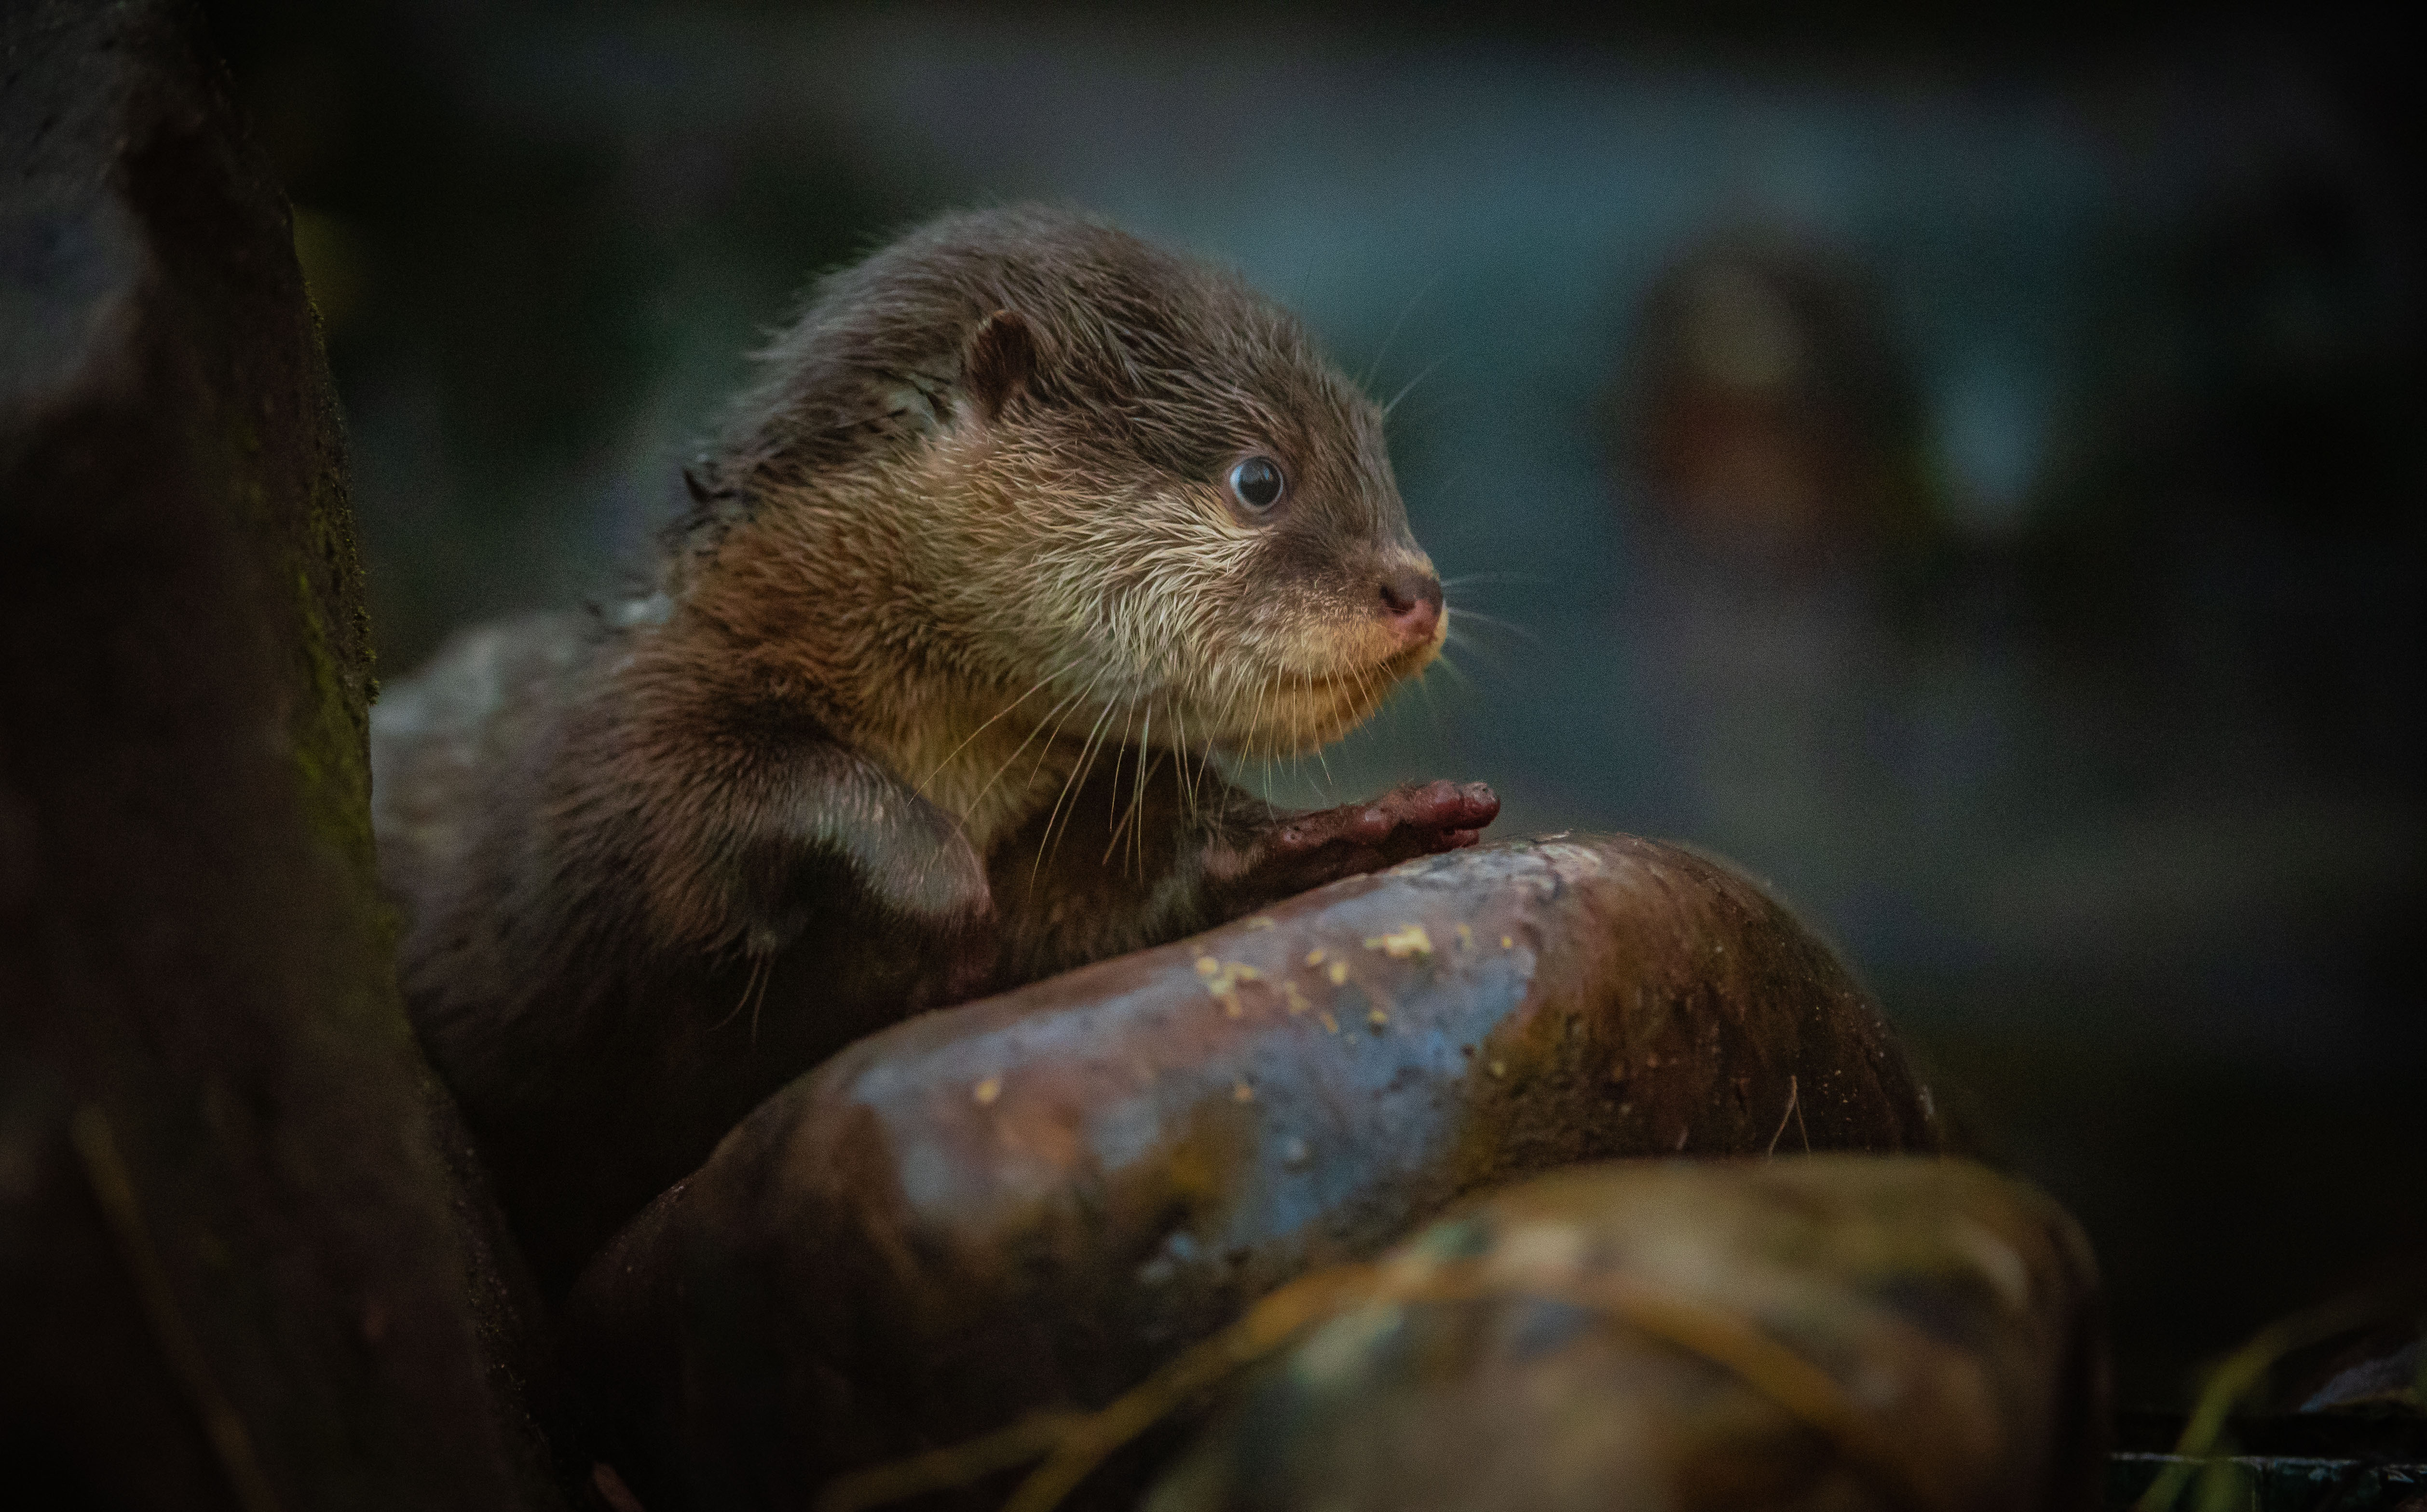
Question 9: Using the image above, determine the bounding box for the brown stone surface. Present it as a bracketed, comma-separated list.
[0, 2, 556, 1506]
[1145, 1156, 2108, 1512]
[565, 834, 1938, 1509]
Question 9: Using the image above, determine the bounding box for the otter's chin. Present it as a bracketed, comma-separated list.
[1201, 642, 1437, 759]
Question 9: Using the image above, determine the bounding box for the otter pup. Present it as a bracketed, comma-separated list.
[372, 205, 1498, 1291]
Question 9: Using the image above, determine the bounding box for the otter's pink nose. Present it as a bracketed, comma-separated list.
[1378, 564, 1444, 646]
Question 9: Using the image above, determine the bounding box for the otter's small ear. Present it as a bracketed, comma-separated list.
[963, 308, 1037, 424]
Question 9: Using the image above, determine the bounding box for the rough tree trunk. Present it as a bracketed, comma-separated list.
[0, 2, 558, 1506]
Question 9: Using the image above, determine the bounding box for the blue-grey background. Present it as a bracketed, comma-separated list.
[205, 1, 2425, 1407]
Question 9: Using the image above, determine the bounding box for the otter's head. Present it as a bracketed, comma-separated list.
[718, 206, 1443, 761]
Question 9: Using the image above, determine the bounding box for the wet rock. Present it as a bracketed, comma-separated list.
[564, 834, 1937, 1509]
[1, 2, 557, 1506]
[1144, 1156, 2107, 1512]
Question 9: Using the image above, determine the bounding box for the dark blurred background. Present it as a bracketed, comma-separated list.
[198, 0, 2424, 1410]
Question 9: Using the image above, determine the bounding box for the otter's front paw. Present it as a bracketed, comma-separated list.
[1215, 780, 1499, 904]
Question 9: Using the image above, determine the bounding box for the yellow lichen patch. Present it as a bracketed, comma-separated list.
[1363, 924, 1433, 959]
[1501, 935, 1513, 950]
[1489, 1060, 1508, 1079]
[1282, 981, 1312, 1016]
[1202, 961, 1264, 1018]
[1326, 960, 1350, 986]
[1367, 1008, 1390, 1028]
[973, 1076, 1002, 1106]
[1304, 948, 1325, 967]
[1317, 1010, 1339, 1034]
[1456, 923, 1474, 951]
[1232, 1080, 1255, 1103]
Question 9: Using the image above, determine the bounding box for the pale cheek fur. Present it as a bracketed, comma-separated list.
[939, 435, 1421, 758]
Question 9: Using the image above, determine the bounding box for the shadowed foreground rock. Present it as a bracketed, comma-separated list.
[0, 2, 556, 1507]
[565, 834, 1939, 1510]
[1145, 1157, 2108, 1512]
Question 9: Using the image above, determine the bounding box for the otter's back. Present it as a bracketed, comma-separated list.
[370, 613, 595, 913]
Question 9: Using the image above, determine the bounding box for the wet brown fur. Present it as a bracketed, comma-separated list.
[372, 205, 1477, 1291]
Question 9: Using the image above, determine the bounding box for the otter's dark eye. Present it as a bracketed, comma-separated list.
[1227, 456, 1285, 512]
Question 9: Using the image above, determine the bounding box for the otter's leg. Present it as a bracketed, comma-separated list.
[984, 761, 1496, 985]
[1194, 779, 1501, 913]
